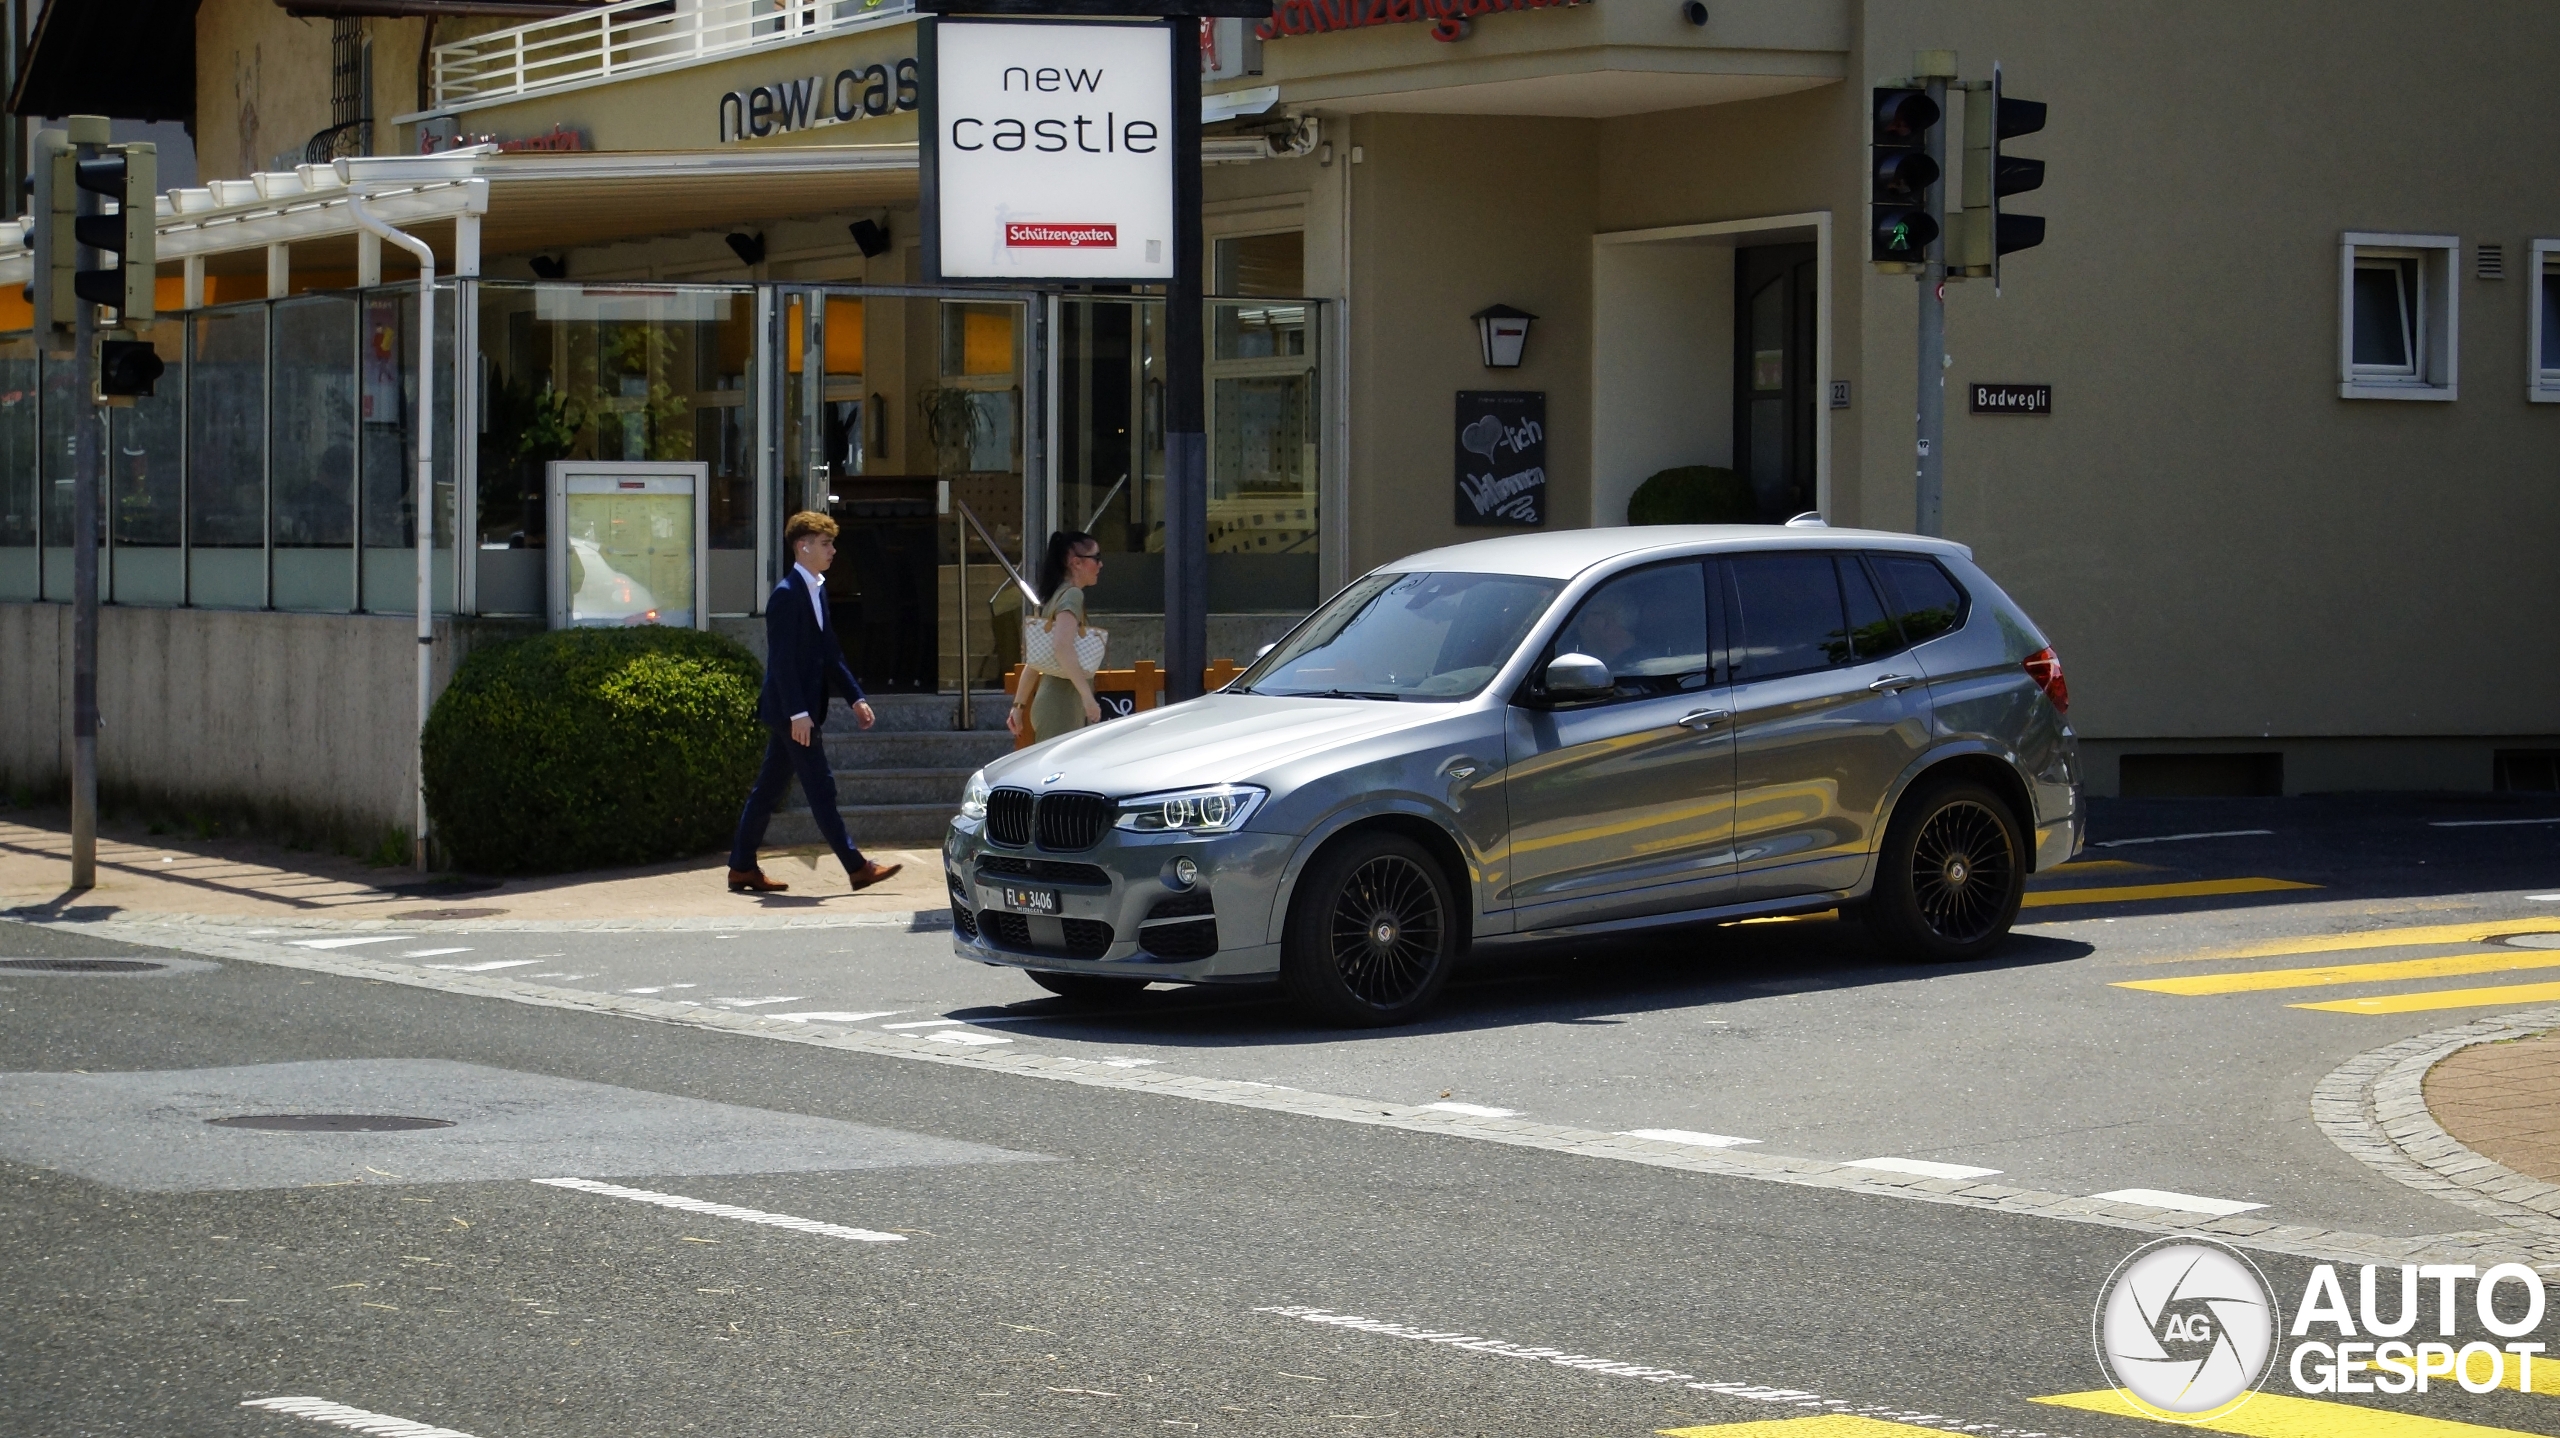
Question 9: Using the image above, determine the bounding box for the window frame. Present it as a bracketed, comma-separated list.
[2530, 239, 2560, 403]
[2339, 232, 2458, 401]
[1720, 549, 1869, 685]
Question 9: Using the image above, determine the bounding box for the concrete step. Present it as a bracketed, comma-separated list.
[824, 767, 975, 807]
[766, 803, 961, 851]
[819, 728, 1016, 772]
[825, 693, 1010, 732]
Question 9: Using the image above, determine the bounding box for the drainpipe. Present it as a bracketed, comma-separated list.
[344, 191, 437, 873]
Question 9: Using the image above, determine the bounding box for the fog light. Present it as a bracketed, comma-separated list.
[1172, 857, 1199, 888]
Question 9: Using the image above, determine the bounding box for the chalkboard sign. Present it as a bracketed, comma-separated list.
[1454, 390, 1547, 527]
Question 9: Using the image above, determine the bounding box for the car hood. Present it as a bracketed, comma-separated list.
[983, 693, 1457, 798]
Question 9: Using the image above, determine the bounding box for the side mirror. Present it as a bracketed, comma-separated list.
[1254, 642, 1275, 660]
[1544, 652, 1612, 697]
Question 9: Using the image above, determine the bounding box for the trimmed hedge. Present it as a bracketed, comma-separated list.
[1627, 464, 1757, 525]
[423, 627, 764, 874]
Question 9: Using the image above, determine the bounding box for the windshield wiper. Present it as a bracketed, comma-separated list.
[1266, 687, 1403, 701]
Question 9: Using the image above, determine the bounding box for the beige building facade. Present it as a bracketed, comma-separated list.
[3, 0, 2555, 835]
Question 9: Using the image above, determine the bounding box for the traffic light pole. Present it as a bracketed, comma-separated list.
[1913, 67, 1950, 540]
[67, 123, 102, 890]
[1161, 17, 1207, 702]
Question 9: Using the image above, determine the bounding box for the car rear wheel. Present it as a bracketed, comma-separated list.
[1865, 778, 2026, 963]
[1281, 832, 1459, 1027]
[1027, 971, 1151, 1003]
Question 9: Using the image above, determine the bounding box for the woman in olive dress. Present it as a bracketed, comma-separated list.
[1008, 530, 1104, 744]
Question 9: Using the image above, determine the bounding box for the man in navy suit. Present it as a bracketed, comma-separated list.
[727, 510, 904, 894]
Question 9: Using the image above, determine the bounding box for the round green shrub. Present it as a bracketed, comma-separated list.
[1627, 465, 1758, 525]
[423, 627, 764, 875]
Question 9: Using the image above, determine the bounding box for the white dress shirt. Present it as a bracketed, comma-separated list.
[790, 562, 827, 722]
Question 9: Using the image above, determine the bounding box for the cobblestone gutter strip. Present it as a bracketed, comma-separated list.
[58, 915, 2557, 1272]
[2312, 1005, 2560, 1237]
[3, 909, 954, 935]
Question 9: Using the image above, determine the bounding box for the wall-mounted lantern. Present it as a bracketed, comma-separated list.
[1473, 304, 1536, 368]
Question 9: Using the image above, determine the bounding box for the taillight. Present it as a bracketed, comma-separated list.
[2023, 646, 2069, 714]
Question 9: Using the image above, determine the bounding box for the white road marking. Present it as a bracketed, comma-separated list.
[2533, 895, 2560, 902]
[240, 1395, 481, 1437]
[2090, 1187, 2265, 1216]
[882, 1018, 967, 1029]
[1619, 1128, 1760, 1148]
[286, 936, 412, 950]
[524, 973, 597, 980]
[397, 948, 474, 960]
[769, 1010, 903, 1023]
[1424, 1102, 1520, 1118]
[622, 984, 699, 994]
[531, 1177, 904, 1242]
[1844, 1157, 2002, 1180]
[2432, 817, 2560, 828]
[1099, 1057, 1163, 1068]
[423, 960, 540, 973]
[711, 996, 804, 1008]
[2092, 828, 2273, 848]
[929, 1031, 1013, 1046]
[1253, 1306, 2058, 1437]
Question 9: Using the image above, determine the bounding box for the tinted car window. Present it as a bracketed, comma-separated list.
[1729, 552, 1851, 679]
[1241, 570, 1563, 701]
[1870, 554, 1968, 644]
[1841, 556, 1907, 662]
[1549, 561, 1709, 701]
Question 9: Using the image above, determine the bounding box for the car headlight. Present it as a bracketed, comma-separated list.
[1114, 783, 1267, 834]
[960, 768, 990, 821]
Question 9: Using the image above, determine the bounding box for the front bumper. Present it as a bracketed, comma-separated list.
[943, 817, 1298, 982]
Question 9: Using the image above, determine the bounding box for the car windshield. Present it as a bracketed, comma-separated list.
[1237, 570, 1563, 701]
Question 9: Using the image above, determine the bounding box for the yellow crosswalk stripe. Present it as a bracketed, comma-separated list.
[2182, 918, 2560, 964]
[1658, 1419, 1951, 1436]
[2048, 858, 2163, 874]
[2118, 950, 2560, 996]
[2035, 1387, 2546, 1435]
[2294, 979, 2560, 1015]
[2020, 878, 2318, 909]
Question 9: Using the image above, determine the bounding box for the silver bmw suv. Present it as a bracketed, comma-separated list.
[946, 525, 2082, 1026]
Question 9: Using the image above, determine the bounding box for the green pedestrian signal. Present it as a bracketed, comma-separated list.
[1871, 86, 1941, 266]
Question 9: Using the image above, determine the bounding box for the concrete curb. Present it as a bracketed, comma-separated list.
[6, 907, 954, 935]
[40, 913, 2560, 1272]
[2311, 1004, 2560, 1236]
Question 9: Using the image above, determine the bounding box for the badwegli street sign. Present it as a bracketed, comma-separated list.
[1453, 390, 1546, 526]
[1969, 382, 2051, 415]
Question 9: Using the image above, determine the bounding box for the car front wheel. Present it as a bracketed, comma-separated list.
[1865, 778, 2026, 963]
[1281, 831, 1460, 1027]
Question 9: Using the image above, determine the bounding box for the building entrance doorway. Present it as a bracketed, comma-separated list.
[1732, 242, 1818, 522]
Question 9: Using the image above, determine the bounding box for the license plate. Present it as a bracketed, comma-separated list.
[999, 886, 1059, 914]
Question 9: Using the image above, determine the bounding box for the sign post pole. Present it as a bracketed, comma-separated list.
[67, 115, 105, 891]
[1162, 18, 1207, 702]
[1913, 57, 1952, 539]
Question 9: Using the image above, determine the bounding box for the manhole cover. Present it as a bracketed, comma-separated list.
[205, 1114, 456, 1133]
[390, 907, 506, 921]
[2500, 933, 2560, 950]
[0, 957, 169, 974]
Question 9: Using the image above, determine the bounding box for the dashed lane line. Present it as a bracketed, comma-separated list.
[1255, 1305, 2082, 1438]
[2296, 980, 2560, 1017]
[241, 1396, 481, 1437]
[531, 1177, 905, 1242]
[2019, 878, 2316, 909]
[2119, 951, 2560, 997]
[2034, 1388, 2547, 1436]
[2093, 829, 2275, 847]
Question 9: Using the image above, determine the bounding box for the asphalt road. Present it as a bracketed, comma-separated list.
[6, 794, 2560, 1438]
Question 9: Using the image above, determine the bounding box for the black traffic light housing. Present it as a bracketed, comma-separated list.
[27, 133, 75, 345]
[71, 145, 155, 322]
[98, 338, 165, 398]
[1958, 63, 2046, 282]
[1870, 86, 1942, 266]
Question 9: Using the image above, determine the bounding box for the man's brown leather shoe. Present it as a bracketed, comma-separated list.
[846, 859, 904, 892]
[727, 868, 789, 893]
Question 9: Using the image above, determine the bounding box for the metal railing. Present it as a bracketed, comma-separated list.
[430, 0, 913, 109]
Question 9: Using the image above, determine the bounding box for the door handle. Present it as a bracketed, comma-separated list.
[1867, 674, 1921, 694]
[1677, 708, 1731, 730]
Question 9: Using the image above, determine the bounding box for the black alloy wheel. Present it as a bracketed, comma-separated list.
[1281, 831, 1459, 1026]
[1027, 971, 1151, 1003]
[1865, 778, 2026, 963]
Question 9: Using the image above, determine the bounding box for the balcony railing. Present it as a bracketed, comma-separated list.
[429, 0, 914, 111]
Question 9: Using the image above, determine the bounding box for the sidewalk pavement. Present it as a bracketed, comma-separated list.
[0, 808, 944, 927]
[2426, 1030, 2560, 1185]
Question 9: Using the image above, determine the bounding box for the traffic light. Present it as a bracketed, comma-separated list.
[1871, 86, 1942, 266]
[73, 143, 155, 322]
[1957, 64, 2045, 281]
[26, 131, 75, 345]
[98, 339, 165, 398]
